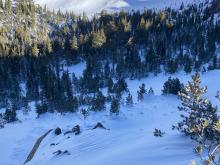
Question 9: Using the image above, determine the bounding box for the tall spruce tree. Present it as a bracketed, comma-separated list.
[175, 73, 218, 140]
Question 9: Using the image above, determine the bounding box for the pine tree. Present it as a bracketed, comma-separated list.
[71, 35, 78, 51]
[5, 0, 12, 11]
[45, 38, 52, 54]
[175, 73, 218, 139]
[31, 42, 39, 56]
[107, 78, 114, 93]
[126, 92, 133, 106]
[35, 102, 48, 116]
[0, 113, 4, 128]
[4, 106, 17, 123]
[91, 29, 106, 49]
[162, 77, 182, 95]
[110, 97, 120, 115]
[23, 97, 31, 115]
[90, 91, 106, 112]
[81, 108, 89, 120]
[0, 0, 3, 9]
[137, 83, 146, 102]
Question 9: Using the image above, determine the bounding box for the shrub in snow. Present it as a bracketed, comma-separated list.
[153, 129, 165, 137]
[148, 87, 154, 95]
[80, 108, 89, 119]
[54, 128, 62, 135]
[162, 77, 182, 95]
[3, 107, 17, 123]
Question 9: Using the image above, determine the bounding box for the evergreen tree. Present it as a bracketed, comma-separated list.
[113, 78, 128, 94]
[71, 35, 78, 51]
[162, 77, 182, 95]
[90, 91, 106, 112]
[107, 78, 114, 93]
[35, 101, 48, 116]
[4, 106, 17, 123]
[126, 92, 133, 106]
[81, 108, 89, 120]
[175, 73, 218, 140]
[137, 83, 146, 102]
[91, 29, 106, 48]
[0, 0, 3, 9]
[23, 97, 31, 115]
[110, 97, 120, 115]
[0, 113, 4, 128]
[31, 42, 39, 56]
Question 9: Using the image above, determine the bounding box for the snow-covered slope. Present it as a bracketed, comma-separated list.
[1, 70, 220, 165]
[35, 0, 206, 15]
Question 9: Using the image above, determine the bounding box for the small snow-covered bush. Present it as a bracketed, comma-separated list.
[153, 129, 165, 137]
[81, 108, 89, 119]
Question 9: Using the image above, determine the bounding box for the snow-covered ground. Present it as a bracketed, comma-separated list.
[35, 0, 205, 15]
[1, 70, 220, 165]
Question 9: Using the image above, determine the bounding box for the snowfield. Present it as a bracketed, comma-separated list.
[34, 0, 206, 15]
[1, 70, 220, 165]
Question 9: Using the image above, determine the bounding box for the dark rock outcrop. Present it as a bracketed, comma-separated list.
[72, 125, 81, 135]
[53, 150, 70, 156]
[93, 122, 107, 130]
[54, 127, 62, 135]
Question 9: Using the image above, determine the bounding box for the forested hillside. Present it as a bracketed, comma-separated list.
[0, 0, 220, 121]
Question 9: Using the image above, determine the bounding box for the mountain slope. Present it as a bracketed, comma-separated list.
[34, 0, 206, 15]
[1, 70, 220, 165]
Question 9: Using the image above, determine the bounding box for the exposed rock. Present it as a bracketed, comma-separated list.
[64, 131, 72, 135]
[53, 150, 62, 156]
[50, 143, 59, 146]
[63, 150, 71, 155]
[93, 122, 107, 130]
[53, 150, 70, 156]
[72, 125, 81, 135]
[54, 127, 62, 135]
[50, 143, 55, 146]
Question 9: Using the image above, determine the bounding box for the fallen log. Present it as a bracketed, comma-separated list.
[24, 129, 53, 164]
